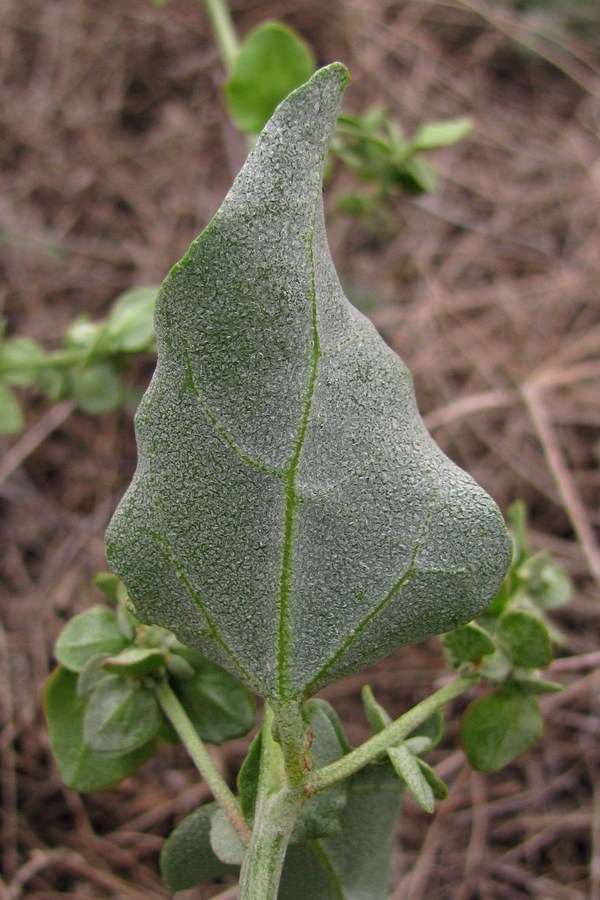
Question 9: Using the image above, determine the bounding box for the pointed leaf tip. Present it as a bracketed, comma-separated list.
[106, 65, 511, 702]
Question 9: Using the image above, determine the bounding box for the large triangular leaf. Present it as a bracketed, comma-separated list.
[106, 64, 511, 702]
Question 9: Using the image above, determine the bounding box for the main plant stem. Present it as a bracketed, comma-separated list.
[238, 704, 307, 899]
[161, 675, 477, 897]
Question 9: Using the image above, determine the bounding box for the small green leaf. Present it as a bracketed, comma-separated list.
[65, 316, 100, 350]
[37, 366, 69, 403]
[84, 676, 162, 754]
[237, 731, 262, 824]
[77, 655, 114, 700]
[209, 808, 245, 865]
[135, 622, 174, 649]
[392, 155, 437, 194]
[71, 362, 124, 414]
[507, 500, 529, 566]
[461, 689, 542, 773]
[404, 735, 431, 755]
[45, 667, 155, 791]
[442, 621, 496, 663]
[387, 745, 435, 813]
[291, 700, 349, 843]
[309, 697, 352, 754]
[237, 731, 262, 823]
[362, 685, 392, 733]
[93, 572, 128, 604]
[54, 606, 127, 672]
[416, 757, 448, 800]
[116, 600, 140, 640]
[0, 336, 45, 386]
[0, 381, 24, 434]
[521, 555, 571, 610]
[224, 21, 316, 133]
[479, 645, 512, 683]
[411, 118, 473, 151]
[160, 801, 238, 891]
[165, 652, 196, 681]
[408, 710, 445, 753]
[102, 646, 166, 677]
[105, 287, 159, 353]
[497, 610, 552, 668]
[512, 672, 562, 695]
[172, 656, 255, 744]
[335, 193, 373, 217]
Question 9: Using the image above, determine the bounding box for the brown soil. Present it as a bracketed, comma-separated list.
[1, 1, 599, 897]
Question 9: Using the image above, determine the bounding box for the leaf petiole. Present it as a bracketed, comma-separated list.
[155, 679, 251, 845]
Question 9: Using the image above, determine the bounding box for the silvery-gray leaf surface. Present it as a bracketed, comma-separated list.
[106, 64, 511, 701]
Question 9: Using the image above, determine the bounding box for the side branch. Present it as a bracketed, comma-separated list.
[155, 679, 251, 845]
[306, 674, 478, 794]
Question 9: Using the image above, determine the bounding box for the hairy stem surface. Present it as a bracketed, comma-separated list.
[307, 674, 479, 793]
[155, 679, 250, 845]
[238, 705, 307, 899]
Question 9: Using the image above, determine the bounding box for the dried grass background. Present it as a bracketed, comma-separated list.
[1, 0, 599, 897]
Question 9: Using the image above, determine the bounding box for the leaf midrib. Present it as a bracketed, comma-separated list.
[277, 233, 321, 698]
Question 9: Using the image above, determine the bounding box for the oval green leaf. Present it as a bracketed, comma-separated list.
[224, 21, 316, 134]
[77, 654, 114, 700]
[105, 286, 159, 353]
[0, 336, 45, 387]
[0, 381, 23, 434]
[106, 64, 511, 703]
[71, 361, 124, 414]
[93, 571, 129, 604]
[102, 646, 166, 676]
[362, 685, 392, 733]
[209, 808, 245, 865]
[84, 675, 162, 754]
[461, 689, 543, 773]
[55, 606, 128, 672]
[416, 757, 448, 801]
[160, 801, 238, 891]
[44, 667, 155, 791]
[442, 621, 496, 664]
[411, 118, 473, 151]
[171, 655, 256, 744]
[497, 610, 552, 669]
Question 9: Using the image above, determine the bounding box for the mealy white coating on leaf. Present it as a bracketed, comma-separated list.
[106, 63, 511, 701]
